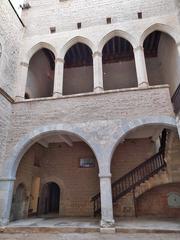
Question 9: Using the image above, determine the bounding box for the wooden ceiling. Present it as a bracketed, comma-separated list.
[43, 31, 161, 69]
[143, 31, 161, 58]
[64, 43, 93, 68]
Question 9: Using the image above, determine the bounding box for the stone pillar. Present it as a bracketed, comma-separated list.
[0, 178, 15, 226]
[133, 46, 149, 88]
[15, 62, 29, 101]
[93, 51, 104, 92]
[99, 174, 114, 228]
[53, 58, 64, 97]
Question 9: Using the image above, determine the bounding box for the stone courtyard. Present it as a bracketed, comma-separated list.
[1, 0, 180, 238]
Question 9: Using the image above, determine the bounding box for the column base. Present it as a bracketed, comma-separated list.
[100, 218, 115, 228]
[94, 87, 104, 93]
[53, 92, 62, 98]
[0, 218, 9, 226]
[138, 82, 149, 88]
[100, 227, 116, 234]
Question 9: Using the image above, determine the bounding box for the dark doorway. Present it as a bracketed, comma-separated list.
[11, 183, 27, 220]
[39, 182, 60, 215]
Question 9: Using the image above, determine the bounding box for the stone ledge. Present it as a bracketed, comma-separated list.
[100, 227, 116, 234]
[14, 84, 170, 104]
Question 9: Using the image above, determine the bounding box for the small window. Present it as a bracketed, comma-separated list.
[138, 12, 142, 19]
[24, 92, 30, 99]
[77, 22, 82, 29]
[50, 27, 56, 34]
[106, 17, 111, 24]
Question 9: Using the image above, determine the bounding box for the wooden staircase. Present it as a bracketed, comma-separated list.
[91, 130, 167, 216]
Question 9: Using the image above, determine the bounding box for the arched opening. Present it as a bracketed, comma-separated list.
[39, 182, 60, 215]
[26, 48, 55, 99]
[102, 37, 138, 90]
[63, 43, 93, 95]
[11, 183, 27, 221]
[10, 131, 99, 221]
[143, 31, 180, 96]
[110, 125, 171, 218]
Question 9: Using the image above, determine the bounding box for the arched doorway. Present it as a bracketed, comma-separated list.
[39, 182, 60, 215]
[102, 36, 138, 90]
[11, 183, 27, 220]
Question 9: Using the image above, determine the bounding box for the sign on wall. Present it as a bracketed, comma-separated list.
[80, 158, 95, 168]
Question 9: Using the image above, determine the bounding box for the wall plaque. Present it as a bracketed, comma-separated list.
[167, 192, 180, 208]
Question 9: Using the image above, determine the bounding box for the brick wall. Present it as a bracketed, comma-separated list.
[136, 183, 180, 217]
[166, 131, 180, 182]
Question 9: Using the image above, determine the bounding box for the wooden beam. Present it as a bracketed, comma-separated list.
[38, 139, 49, 148]
[59, 135, 73, 147]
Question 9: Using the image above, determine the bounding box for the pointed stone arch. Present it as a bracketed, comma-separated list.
[140, 23, 180, 46]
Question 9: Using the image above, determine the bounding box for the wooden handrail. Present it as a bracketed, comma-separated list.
[91, 129, 167, 216]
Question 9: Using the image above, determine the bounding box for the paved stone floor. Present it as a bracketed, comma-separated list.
[1, 217, 180, 239]
[5, 216, 180, 232]
[0, 233, 180, 240]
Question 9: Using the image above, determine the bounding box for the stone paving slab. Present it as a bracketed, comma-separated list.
[0, 233, 180, 240]
[116, 217, 180, 233]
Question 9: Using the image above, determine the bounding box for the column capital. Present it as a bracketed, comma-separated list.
[133, 45, 144, 52]
[20, 61, 29, 67]
[55, 58, 64, 63]
[92, 51, 102, 58]
[0, 177, 16, 182]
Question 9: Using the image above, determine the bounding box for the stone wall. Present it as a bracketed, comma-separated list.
[0, 95, 12, 170]
[2, 86, 173, 170]
[0, 0, 23, 96]
[21, 0, 177, 36]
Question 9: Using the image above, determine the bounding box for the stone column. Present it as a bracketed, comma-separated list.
[99, 174, 114, 228]
[15, 62, 29, 101]
[53, 58, 64, 97]
[0, 178, 15, 226]
[133, 46, 149, 88]
[93, 51, 104, 92]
